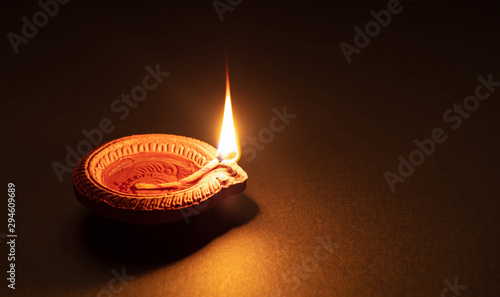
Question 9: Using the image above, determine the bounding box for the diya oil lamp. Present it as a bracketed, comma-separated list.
[72, 66, 247, 224]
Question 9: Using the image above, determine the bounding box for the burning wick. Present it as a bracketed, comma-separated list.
[135, 56, 239, 191]
[134, 152, 237, 191]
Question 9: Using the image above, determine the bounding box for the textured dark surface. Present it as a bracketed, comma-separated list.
[1, 1, 499, 296]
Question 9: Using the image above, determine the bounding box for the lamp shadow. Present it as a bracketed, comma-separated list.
[79, 194, 258, 268]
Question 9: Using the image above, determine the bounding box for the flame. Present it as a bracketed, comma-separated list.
[216, 63, 239, 163]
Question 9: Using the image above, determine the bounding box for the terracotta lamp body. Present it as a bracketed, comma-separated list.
[72, 134, 247, 224]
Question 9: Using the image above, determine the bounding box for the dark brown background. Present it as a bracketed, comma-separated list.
[1, 0, 499, 296]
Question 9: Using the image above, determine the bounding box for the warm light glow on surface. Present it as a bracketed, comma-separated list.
[216, 65, 239, 163]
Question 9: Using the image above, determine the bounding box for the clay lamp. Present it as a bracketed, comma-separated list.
[72, 70, 247, 224]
